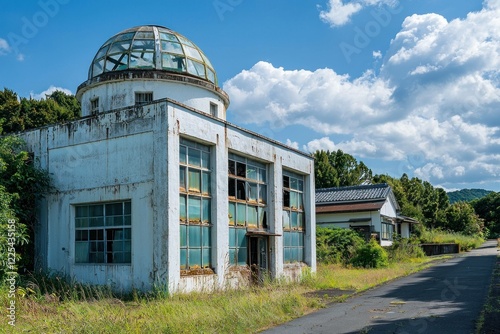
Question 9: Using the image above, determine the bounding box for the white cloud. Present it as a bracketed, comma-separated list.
[373, 50, 382, 59]
[319, 0, 363, 27]
[225, 2, 500, 188]
[16, 53, 25, 61]
[0, 38, 10, 55]
[285, 139, 299, 150]
[224, 62, 395, 134]
[318, 0, 399, 27]
[31, 86, 73, 100]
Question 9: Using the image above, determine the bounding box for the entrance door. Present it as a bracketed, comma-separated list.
[249, 237, 268, 284]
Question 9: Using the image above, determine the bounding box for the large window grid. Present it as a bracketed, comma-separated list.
[228, 154, 267, 266]
[179, 139, 212, 270]
[283, 172, 305, 263]
[75, 201, 131, 264]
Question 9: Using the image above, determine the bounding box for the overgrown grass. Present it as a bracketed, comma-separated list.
[419, 229, 484, 251]
[0, 256, 450, 333]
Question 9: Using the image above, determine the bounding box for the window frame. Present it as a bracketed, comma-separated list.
[179, 138, 213, 271]
[135, 91, 153, 105]
[381, 222, 394, 241]
[210, 102, 218, 117]
[228, 153, 268, 266]
[90, 97, 99, 115]
[74, 200, 131, 265]
[282, 171, 305, 264]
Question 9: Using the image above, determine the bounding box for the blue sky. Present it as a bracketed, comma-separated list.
[1, 0, 499, 191]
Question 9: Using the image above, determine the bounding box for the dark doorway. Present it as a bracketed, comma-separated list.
[249, 236, 268, 284]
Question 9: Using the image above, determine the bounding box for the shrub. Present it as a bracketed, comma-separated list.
[316, 227, 365, 264]
[386, 236, 425, 263]
[419, 228, 484, 252]
[351, 239, 389, 268]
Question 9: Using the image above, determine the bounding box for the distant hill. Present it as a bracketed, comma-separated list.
[447, 189, 493, 203]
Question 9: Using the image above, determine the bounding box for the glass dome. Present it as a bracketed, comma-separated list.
[88, 25, 217, 85]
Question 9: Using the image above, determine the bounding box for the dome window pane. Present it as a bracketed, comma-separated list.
[207, 69, 215, 83]
[200, 52, 214, 70]
[130, 52, 155, 69]
[161, 41, 183, 54]
[187, 59, 206, 78]
[131, 40, 155, 51]
[162, 53, 186, 72]
[95, 45, 109, 59]
[92, 58, 104, 77]
[105, 53, 129, 72]
[184, 45, 203, 62]
[109, 41, 131, 54]
[177, 35, 194, 47]
[135, 31, 154, 39]
[114, 32, 135, 42]
[160, 32, 178, 42]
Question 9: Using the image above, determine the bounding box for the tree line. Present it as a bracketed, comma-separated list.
[0, 88, 80, 134]
[314, 150, 499, 238]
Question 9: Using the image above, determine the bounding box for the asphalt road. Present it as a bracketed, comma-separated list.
[263, 240, 498, 334]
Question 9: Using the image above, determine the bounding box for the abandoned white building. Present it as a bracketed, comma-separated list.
[316, 184, 418, 246]
[20, 25, 316, 293]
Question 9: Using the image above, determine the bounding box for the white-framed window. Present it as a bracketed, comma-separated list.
[179, 138, 212, 270]
[75, 201, 131, 264]
[135, 92, 153, 105]
[283, 171, 305, 263]
[228, 153, 267, 266]
[381, 222, 393, 240]
[90, 98, 99, 115]
[210, 102, 218, 117]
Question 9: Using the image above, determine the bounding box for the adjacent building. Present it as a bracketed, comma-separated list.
[20, 25, 316, 293]
[316, 184, 418, 246]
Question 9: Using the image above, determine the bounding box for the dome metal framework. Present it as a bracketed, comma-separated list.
[88, 25, 217, 85]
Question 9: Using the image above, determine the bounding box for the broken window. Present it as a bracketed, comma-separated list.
[283, 171, 305, 264]
[227, 154, 268, 266]
[179, 139, 212, 270]
[75, 201, 131, 264]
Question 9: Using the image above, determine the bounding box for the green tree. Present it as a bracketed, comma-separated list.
[436, 202, 484, 236]
[0, 88, 80, 134]
[0, 186, 28, 278]
[0, 136, 51, 273]
[313, 149, 372, 188]
[313, 150, 339, 188]
[472, 192, 500, 237]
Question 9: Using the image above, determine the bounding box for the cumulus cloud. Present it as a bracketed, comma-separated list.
[285, 139, 300, 150]
[318, 0, 399, 27]
[31, 86, 73, 100]
[224, 2, 500, 188]
[224, 62, 395, 134]
[0, 38, 10, 55]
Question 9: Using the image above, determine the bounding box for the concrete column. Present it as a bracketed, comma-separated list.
[304, 162, 317, 272]
[165, 103, 181, 292]
[214, 130, 229, 288]
[272, 156, 284, 277]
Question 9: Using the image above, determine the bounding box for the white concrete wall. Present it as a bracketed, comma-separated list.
[80, 79, 226, 119]
[380, 198, 397, 218]
[21, 107, 162, 291]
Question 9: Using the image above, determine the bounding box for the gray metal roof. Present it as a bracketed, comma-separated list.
[316, 183, 391, 204]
